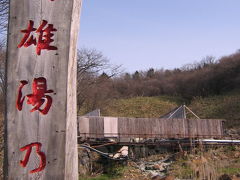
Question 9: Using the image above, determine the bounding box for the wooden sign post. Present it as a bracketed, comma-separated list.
[4, 0, 82, 179]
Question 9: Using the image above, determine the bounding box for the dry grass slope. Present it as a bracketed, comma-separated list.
[190, 91, 240, 127]
[100, 96, 181, 118]
[92, 92, 240, 128]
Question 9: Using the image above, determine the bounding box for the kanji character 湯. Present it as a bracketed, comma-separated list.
[16, 77, 54, 115]
[16, 80, 28, 111]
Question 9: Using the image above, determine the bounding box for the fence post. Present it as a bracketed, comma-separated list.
[4, 0, 82, 179]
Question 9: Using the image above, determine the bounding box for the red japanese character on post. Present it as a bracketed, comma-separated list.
[20, 142, 46, 174]
[16, 80, 28, 111]
[18, 20, 57, 55]
[16, 77, 54, 115]
[17, 20, 37, 48]
[36, 20, 57, 55]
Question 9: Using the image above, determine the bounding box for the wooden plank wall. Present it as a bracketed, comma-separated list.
[118, 117, 129, 138]
[89, 117, 104, 138]
[104, 117, 118, 137]
[78, 117, 224, 139]
[78, 117, 89, 138]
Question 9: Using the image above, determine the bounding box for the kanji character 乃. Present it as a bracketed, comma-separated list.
[20, 142, 46, 174]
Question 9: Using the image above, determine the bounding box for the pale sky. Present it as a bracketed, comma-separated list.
[78, 0, 240, 73]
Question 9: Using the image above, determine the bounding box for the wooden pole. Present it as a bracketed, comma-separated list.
[4, 0, 82, 179]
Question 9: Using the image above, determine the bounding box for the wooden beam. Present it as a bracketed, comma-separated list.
[4, 0, 82, 179]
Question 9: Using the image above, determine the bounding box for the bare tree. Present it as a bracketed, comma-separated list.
[0, 2, 7, 175]
[0, 0, 8, 106]
[0, 0, 9, 35]
[0, 0, 8, 94]
[77, 48, 121, 113]
[0, 43, 5, 94]
[181, 56, 215, 71]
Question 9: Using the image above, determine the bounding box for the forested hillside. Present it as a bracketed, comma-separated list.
[78, 50, 240, 128]
[89, 92, 239, 128]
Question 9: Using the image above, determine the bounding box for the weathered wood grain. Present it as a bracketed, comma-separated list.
[4, 0, 82, 179]
[78, 116, 224, 139]
[78, 117, 90, 138]
[89, 117, 104, 138]
[118, 117, 129, 138]
[104, 117, 118, 137]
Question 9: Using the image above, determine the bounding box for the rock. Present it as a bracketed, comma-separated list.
[189, 154, 195, 159]
[232, 175, 240, 180]
[153, 164, 165, 171]
[148, 170, 165, 179]
[220, 154, 228, 160]
[162, 162, 171, 167]
[219, 174, 232, 180]
[78, 148, 92, 175]
[160, 175, 175, 180]
[145, 163, 168, 171]
[145, 165, 154, 170]
[153, 164, 162, 170]
[128, 161, 138, 168]
[139, 163, 146, 171]
[152, 175, 163, 180]
[113, 146, 128, 159]
[234, 152, 240, 158]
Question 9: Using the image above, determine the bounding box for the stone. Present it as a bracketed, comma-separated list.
[148, 171, 164, 179]
[234, 152, 240, 158]
[219, 174, 232, 180]
[160, 175, 175, 180]
[152, 175, 163, 180]
[139, 163, 146, 171]
[153, 164, 165, 171]
[232, 175, 240, 180]
[78, 148, 91, 175]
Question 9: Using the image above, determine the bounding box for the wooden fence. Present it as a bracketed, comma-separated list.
[78, 117, 224, 139]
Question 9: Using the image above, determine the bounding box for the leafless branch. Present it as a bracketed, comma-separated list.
[0, 0, 9, 35]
